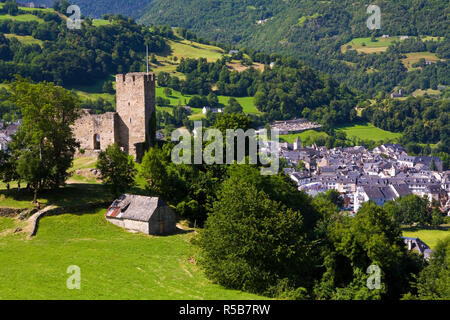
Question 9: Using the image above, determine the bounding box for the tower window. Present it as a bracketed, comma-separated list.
[129, 117, 132, 123]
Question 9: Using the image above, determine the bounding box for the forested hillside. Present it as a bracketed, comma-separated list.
[138, 0, 449, 96]
[28, 0, 153, 18]
[27, 1, 450, 96]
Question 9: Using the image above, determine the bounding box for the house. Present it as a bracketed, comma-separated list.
[403, 237, 432, 260]
[400, 36, 409, 40]
[354, 185, 409, 211]
[106, 194, 177, 235]
[202, 106, 210, 114]
[391, 89, 403, 98]
[228, 50, 239, 55]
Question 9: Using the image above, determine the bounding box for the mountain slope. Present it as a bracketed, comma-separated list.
[138, 0, 449, 46]
[30, 0, 154, 18]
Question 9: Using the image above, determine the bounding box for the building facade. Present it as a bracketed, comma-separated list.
[72, 72, 156, 162]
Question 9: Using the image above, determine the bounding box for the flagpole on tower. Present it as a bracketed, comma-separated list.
[146, 44, 149, 75]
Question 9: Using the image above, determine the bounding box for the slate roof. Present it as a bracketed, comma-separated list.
[106, 194, 167, 222]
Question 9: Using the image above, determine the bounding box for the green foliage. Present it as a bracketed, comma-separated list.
[384, 195, 430, 226]
[0, 12, 168, 86]
[197, 166, 317, 297]
[96, 143, 137, 198]
[413, 235, 450, 300]
[363, 97, 449, 151]
[101, 80, 114, 94]
[314, 202, 423, 300]
[5, 78, 80, 200]
[223, 97, 243, 114]
[139, 0, 449, 97]
[430, 208, 445, 227]
[214, 111, 251, 130]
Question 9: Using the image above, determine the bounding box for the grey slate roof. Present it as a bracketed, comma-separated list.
[107, 194, 167, 222]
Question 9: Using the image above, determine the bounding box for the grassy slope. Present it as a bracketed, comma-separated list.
[280, 130, 329, 144]
[3, 33, 43, 46]
[402, 227, 450, 250]
[0, 209, 263, 299]
[336, 122, 402, 142]
[402, 52, 443, 71]
[280, 123, 402, 145]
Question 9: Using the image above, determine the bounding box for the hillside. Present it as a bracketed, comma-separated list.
[27, 0, 153, 18]
[22, 1, 450, 97]
[137, 0, 450, 97]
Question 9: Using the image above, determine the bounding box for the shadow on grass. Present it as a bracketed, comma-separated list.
[0, 183, 115, 209]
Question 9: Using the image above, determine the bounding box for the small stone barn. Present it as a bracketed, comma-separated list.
[105, 194, 176, 235]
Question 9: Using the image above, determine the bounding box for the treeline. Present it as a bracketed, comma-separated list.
[139, 0, 450, 97]
[362, 97, 450, 153]
[0, 9, 168, 86]
[138, 131, 448, 299]
[159, 56, 357, 128]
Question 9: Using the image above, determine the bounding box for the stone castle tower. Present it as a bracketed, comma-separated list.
[116, 72, 156, 162]
[72, 72, 156, 162]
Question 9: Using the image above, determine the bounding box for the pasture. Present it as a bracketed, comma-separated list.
[0, 208, 263, 299]
[3, 33, 43, 46]
[402, 227, 450, 250]
[336, 123, 402, 142]
[401, 52, 444, 71]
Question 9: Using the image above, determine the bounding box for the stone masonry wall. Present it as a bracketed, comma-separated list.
[116, 73, 155, 161]
[72, 110, 118, 152]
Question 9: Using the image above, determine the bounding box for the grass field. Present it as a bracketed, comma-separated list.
[336, 123, 402, 142]
[280, 123, 401, 145]
[0, 209, 263, 299]
[4, 33, 43, 46]
[155, 85, 260, 117]
[341, 37, 396, 54]
[412, 88, 442, 97]
[401, 52, 444, 71]
[66, 75, 116, 105]
[0, 13, 44, 23]
[149, 38, 226, 78]
[280, 130, 329, 144]
[92, 19, 112, 27]
[403, 227, 450, 250]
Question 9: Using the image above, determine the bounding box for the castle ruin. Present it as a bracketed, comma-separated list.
[72, 72, 156, 162]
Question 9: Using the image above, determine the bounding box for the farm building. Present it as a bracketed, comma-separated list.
[106, 194, 177, 235]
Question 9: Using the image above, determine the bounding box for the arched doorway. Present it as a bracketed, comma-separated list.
[93, 134, 101, 150]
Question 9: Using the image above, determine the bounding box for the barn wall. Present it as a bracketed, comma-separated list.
[106, 217, 149, 234]
[149, 206, 176, 235]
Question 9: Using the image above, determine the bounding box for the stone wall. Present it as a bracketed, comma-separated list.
[116, 73, 156, 162]
[149, 205, 177, 235]
[72, 110, 118, 152]
[72, 72, 156, 162]
[106, 217, 149, 234]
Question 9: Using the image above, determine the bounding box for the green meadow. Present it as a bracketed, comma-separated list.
[336, 123, 402, 142]
[280, 130, 329, 144]
[402, 227, 450, 250]
[0, 208, 263, 299]
[280, 123, 401, 145]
